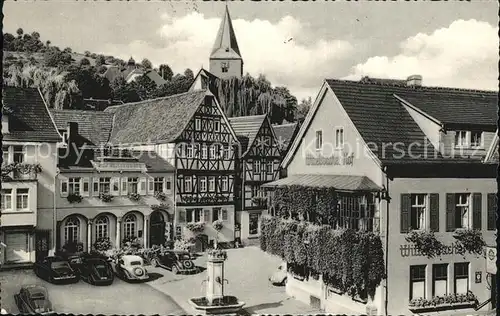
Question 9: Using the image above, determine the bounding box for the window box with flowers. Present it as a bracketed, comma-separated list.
[452, 229, 486, 257]
[2, 162, 42, 181]
[408, 291, 478, 313]
[93, 237, 112, 251]
[67, 193, 83, 204]
[405, 230, 445, 258]
[186, 222, 205, 234]
[128, 192, 141, 202]
[151, 203, 169, 212]
[99, 192, 113, 203]
[155, 191, 167, 201]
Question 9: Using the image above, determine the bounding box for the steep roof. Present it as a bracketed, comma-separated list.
[104, 90, 208, 145]
[50, 109, 114, 146]
[2, 86, 61, 142]
[132, 150, 175, 172]
[210, 5, 242, 60]
[272, 122, 299, 153]
[228, 114, 267, 156]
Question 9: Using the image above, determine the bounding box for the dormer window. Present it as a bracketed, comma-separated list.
[470, 131, 483, 148]
[221, 62, 229, 73]
[454, 131, 467, 148]
[454, 130, 483, 149]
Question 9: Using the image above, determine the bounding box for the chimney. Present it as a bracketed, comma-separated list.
[67, 122, 78, 142]
[407, 75, 422, 87]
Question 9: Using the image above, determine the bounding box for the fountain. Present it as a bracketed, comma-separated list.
[189, 249, 245, 315]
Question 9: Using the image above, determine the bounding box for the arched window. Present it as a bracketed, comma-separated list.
[123, 214, 137, 239]
[95, 216, 109, 240]
[64, 216, 80, 243]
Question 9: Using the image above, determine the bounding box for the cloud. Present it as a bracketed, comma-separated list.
[101, 12, 354, 101]
[343, 19, 498, 91]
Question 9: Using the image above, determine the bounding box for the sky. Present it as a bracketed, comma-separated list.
[3, 1, 499, 101]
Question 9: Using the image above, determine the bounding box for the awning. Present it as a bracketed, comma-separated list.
[261, 174, 382, 192]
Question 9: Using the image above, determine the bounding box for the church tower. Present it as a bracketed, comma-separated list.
[209, 5, 243, 79]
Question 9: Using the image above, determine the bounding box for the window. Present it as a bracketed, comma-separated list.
[154, 177, 164, 193]
[166, 178, 172, 191]
[315, 131, 323, 150]
[221, 176, 228, 192]
[267, 161, 274, 173]
[208, 176, 215, 192]
[249, 213, 260, 235]
[210, 145, 216, 159]
[455, 131, 467, 147]
[455, 193, 470, 229]
[214, 120, 220, 132]
[337, 194, 376, 231]
[195, 118, 201, 131]
[16, 188, 29, 209]
[186, 208, 203, 223]
[200, 177, 207, 192]
[432, 264, 448, 296]
[123, 214, 137, 238]
[13, 146, 24, 163]
[95, 216, 108, 240]
[470, 131, 482, 148]
[184, 177, 192, 193]
[128, 177, 138, 194]
[221, 62, 229, 73]
[187, 144, 194, 158]
[254, 160, 261, 173]
[410, 194, 426, 230]
[212, 207, 221, 221]
[68, 177, 81, 195]
[64, 217, 80, 243]
[335, 128, 344, 149]
[96, 177, 111, 194]
[202, 145, 208, 159]
[454, 262, 469, 294]
[1, 189, 12, 210]
[410, 265, 426, 300]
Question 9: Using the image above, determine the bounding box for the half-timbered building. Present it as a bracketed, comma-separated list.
[228, 114, 281, 241]
[104, 90, 240, 250]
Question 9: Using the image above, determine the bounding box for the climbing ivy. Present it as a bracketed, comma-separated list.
[260, 216, 386, 300]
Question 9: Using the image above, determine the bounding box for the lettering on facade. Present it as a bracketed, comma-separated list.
[305, 152, 354, 166]
[400, 244, 462, 257]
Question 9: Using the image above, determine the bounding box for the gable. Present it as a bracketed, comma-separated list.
[246, 116, 281, 157]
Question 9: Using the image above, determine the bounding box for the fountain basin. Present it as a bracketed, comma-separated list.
[189, 296, 245, 315]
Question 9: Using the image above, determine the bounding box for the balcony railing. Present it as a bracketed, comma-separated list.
[1, 163, 41, 181]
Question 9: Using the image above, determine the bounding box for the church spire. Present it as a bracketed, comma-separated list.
[210, 4, 241, 59]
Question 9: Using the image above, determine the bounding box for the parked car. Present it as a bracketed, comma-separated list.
[1, 308, 7, 314]
[111, 255, 149, 281]
[269, 263, 287, 286]
[150, 250, 197, 274]
[34, 256, 79, 284]
[14, 285, 54, 314]
[69, 254, 114, 285]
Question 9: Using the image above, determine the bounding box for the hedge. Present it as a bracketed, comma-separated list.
[260, 215, 385, 300]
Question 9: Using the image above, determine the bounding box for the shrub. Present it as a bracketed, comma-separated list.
[452, 229, 486, 256]
[405, 230, 445, 259]
[93, 237, 112, 251]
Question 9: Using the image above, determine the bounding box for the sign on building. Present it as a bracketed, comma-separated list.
[486, 246, 497, 274]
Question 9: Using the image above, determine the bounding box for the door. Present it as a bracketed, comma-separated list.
[194, 234, 209, 252]
[5, 232, 30, 263]
[35, 230, 49, 262]
[149, 212, 166, 246]
[491, 273, 497, 309]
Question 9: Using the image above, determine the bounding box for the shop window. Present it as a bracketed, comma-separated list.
[432, 264, 448, 296]
[454, 262, 469, 294]
[410, 265, 426, 300]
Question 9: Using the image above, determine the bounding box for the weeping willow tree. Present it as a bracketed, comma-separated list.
[4, 64, 81, 109]
[209, 73, 297, 124]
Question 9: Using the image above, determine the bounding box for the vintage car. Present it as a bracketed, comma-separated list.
[111, 255, 149, 281]
[34, 256, 79, 284]
[150, 250, 197, 274]
[68, 254, 114, 285]
[269, 263, 287, 286]
[14, 285, 54, 314]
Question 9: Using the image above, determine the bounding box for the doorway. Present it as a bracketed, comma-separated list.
[149, 211, 166, 247]
[35, 230, 50, 262]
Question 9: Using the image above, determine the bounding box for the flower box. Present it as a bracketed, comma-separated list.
[186, 222, 205, 233]
[408, 291, 478, 313]
[155, 191, 167, 201]
[99, 193, 113, 202]
[128, 192, 141, 201]
[67, 193, 83, 204]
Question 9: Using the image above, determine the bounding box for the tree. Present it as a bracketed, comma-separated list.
[158, 64, 173, 81]
[79, 58, 91, 66]
[63, 47, 72, 54]
[16, 28, 24, 38]
[95, 55, 106, 67]
[43, 48, 72, 67]
[84, 51, 91, 57]
[130, 75, 158, 100]
[184, 68, 194, 81]
[111, 77, 141, 103]
[31, 32, 40, 40]
[141, 58, 153, 69]
[296, 97, 312, 122]
[46, 40, 51, 47]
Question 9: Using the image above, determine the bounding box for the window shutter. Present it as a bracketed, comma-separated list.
[178, 210, 186, 223]
[92, 177, 99, 196]
[121, 178, 128, 195]
[400, 194, 411, 233]
[429, 194, 439, 232]
[110, 177, 120, 196]
[203, 209, 210, 222]
[60, 178, 68, 197]
[139, 178, 147, 195]
[148, 177, 154, 194]
[487, 193, 497, 231]
[446, 193, 455, 232]
[472, 193, 482, 230]
[81, 177, 90, 197]
[222, 209, 228, 221]
[163, 177, 168, 193]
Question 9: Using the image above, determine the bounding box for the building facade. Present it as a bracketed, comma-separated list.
[264, 77, 498, 315]
[104, 90, 240, 250]
[50, 109, 176, 253]
[228, 114, 281, 242]
[1, 87, 61, 267]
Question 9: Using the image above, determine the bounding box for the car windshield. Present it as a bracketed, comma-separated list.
[130, 261, 142, 266]
[28, 292, 47, 310]
[51, 261, 70, 269]
[177, 254, 191, 261]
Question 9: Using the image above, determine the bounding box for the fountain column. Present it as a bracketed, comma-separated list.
[206, 252, 226, 305]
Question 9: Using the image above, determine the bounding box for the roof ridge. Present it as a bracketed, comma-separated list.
[228, 114, 267, 120]
[51, 109, 114, 115]
[273, 122, 297, 127]
[105, 90, 207, 110]
[326, 78, 498, 94]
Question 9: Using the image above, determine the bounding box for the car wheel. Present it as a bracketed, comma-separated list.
[151, 258, 159, 267]
[172, 266, 178, 274]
